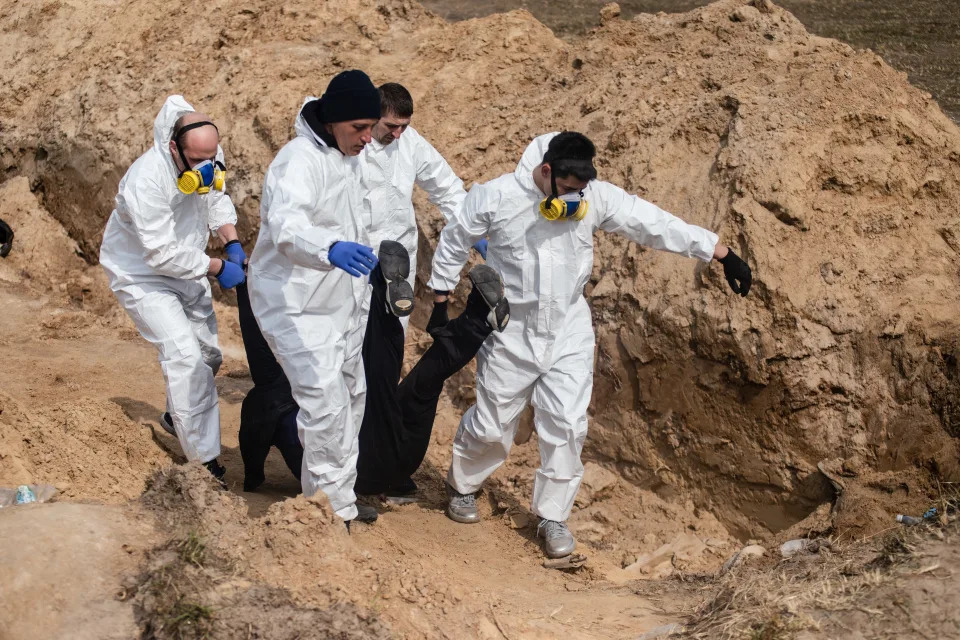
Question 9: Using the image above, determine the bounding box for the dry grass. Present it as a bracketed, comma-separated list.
[682, 487, 960, 639]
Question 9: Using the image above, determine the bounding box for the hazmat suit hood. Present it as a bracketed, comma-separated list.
[153, 95, 195, 172]
[294, 97, 323, 144]
[514, 132, 558, 194]
[152, 94, 229, 179]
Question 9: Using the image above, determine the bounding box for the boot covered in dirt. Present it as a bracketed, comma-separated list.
[354, 503, 378, 523]
[377, 240, 414, 317]
[446, 483, 480, 524]
[384, 477, 418, 506]
[537, 519, 576, 559]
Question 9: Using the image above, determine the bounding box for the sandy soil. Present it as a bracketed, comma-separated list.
[1, 0, 960, 638]
[420, 0, 960, 123]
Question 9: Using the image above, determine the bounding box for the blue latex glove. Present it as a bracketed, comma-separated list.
[225, 240, 246, 267]
[329, 241, 378, 277]
[472, 238, 488, 260]
[216, 260, 246, 289]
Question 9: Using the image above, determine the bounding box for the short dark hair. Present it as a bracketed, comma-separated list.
[378, 82, 414, 118]
[542, 131, 597, 182]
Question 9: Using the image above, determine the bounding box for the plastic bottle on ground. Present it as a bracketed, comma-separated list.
[15, 485, 37, 504]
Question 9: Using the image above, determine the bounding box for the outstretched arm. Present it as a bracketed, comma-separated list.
[594, 181, 751, 295]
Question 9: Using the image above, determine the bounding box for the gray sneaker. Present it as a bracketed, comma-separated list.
[537, 519, 576, 558]
[446, 483, 480, 524]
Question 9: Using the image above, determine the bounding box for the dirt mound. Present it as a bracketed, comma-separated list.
[139, 465, 476, 637]
[0, 176, 117, 315]
[1, 0, 958, 565]
[0, 392, 172, 502]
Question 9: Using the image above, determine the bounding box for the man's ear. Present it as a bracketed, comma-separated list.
[169, 140, 181, 170]
[324, 123, 334, 134]
[540, 163, 551, 179]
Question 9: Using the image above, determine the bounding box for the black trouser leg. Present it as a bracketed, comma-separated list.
[273, 409, 303, 483]
[393, 289, 493, 485]
[354, 266, 406, 495]
[237, 282, 300, 490]
[238, 387, 270, 491]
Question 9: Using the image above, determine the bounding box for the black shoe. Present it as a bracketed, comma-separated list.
[243, 472, 264, 493]
[203, 459, 228, 489]
[159, 412, 176, 436]
[354, 503, 379, 523]
[468, 265, 510, 332]
[385, 477, 418, 505]
[378, 241, 414, 317]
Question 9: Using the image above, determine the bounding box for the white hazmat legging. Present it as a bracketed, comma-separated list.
[114, 281, 222, 463]
[448, 328, 595, 522]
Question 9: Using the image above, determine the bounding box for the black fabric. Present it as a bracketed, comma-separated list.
[236, 269, 492, 496]
[354, 269, 493, 495]
[0, 218, 12, 258]
[236, 282, 300, 491]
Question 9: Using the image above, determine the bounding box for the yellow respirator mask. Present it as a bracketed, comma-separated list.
[173, 121, 226, 195]
[539, 173, 588, 221]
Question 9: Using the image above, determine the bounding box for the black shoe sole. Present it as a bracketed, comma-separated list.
[468, 265, 510, 332]
[378, 240, 414, 317]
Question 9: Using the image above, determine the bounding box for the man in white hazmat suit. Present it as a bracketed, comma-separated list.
[100, 95, 246, 484]
[430, 131, 753, 558]
[248, 70, 408, 526]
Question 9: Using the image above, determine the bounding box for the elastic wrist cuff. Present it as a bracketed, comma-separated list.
[215, 260, 225, 277]
[434, 289, 450, 296]
[225, 239, 240, 248]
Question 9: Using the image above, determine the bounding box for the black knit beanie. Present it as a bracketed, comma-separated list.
[318, 70, 380, 123]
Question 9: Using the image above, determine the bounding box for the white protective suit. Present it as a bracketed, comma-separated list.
[359, 126, 465, 329]
[429, 133, 720, 522]
[100, 95, 237, 464]
[247, 98, 371, 520]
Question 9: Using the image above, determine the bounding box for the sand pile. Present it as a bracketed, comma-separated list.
[0, 392, 172, 502]
[2, 0, 959, 541]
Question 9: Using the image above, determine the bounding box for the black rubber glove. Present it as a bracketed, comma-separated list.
[0, 218, 13, 258]
[426, 300, 449, 335]
[719, 249, 752, 297]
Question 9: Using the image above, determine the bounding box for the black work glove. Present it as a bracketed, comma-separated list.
[0, 218, 12, 258]
[426, 300, 449, 336]
[719, 249, 752, 297]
